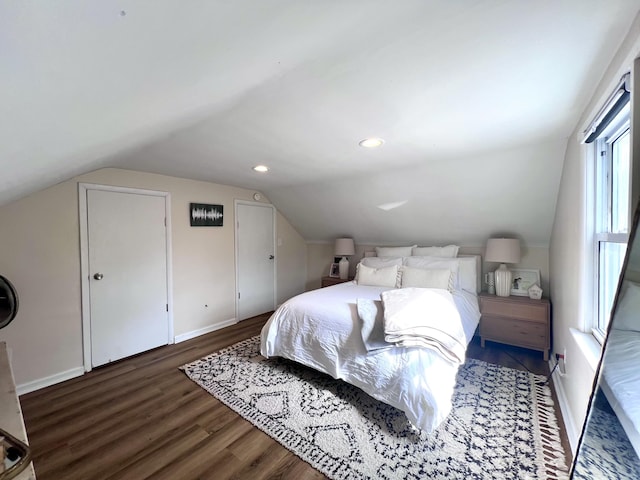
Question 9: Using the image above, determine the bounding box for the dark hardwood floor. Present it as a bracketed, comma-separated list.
[20, 314, 570, 479]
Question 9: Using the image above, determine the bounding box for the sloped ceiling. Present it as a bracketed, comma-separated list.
[2, 1, 639, 246]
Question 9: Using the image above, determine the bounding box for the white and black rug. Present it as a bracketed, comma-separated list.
[572, 401, 640, 479]
[181, 337, 568, 479]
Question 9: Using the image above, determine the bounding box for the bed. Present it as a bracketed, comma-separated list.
[260, 252, 481, 432]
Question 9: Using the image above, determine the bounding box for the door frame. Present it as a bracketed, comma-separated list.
[234, 200, 277, 320]
[78, 183, 174, 372]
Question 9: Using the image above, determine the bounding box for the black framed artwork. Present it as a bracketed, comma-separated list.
[190, 203, 223, 226]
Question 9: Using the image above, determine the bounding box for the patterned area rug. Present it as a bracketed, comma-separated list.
[572, 403, 640, 479]
[181, 337, 568, 479]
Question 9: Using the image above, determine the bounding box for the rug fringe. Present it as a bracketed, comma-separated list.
[533, 380, 570, 479]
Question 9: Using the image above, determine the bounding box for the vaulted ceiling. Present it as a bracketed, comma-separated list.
[3, 1, 639, 246]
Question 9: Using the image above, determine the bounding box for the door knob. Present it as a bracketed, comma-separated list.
[269, 255, 274, 260]
[93, 273, 104, 280]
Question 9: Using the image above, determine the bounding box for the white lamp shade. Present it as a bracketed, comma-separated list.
[335, 238, 355, 256]
[485, 238, 521, 264]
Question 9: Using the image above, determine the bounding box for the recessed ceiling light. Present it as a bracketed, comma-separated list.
[359, 138, 384, 148]
[253, 165, 269, 173]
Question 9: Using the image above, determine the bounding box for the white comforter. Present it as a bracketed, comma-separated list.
[260, 281, 480, 432]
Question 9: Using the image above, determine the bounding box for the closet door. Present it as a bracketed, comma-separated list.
[236, 202, 275, 320]
[86, 188, 169, 367]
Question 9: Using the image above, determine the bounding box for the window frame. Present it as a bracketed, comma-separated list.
[591, 107, 631, 341]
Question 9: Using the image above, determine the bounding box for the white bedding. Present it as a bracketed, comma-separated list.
[260, 281, 480, 432]
[381, 287, 466, 364]
[601, 328, 640, 456]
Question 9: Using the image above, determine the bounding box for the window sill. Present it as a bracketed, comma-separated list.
[570, 328, 603, 373]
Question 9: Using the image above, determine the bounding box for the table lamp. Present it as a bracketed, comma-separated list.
[335, 238, 355, 280]
[485, 238, 521, 297]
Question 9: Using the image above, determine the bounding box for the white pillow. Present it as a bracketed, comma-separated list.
[402, 256, 477, 294]
[356, 264, 401, 288]
[403, 257, 460, 288]
[613, 281, 640, 332]
[411, 245, 459, 258]
[375, 245, 416, 257]
[400, 266, 453, 291]
[361, 256, 403, 268]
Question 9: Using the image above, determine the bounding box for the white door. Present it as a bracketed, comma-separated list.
[236, 202, 275, 320]
[87, 189, 169, 367]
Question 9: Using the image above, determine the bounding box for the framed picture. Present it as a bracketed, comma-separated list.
[510, 268, 541, 296]
[190, 203, 223, 227]
[329, 263, 340, 278]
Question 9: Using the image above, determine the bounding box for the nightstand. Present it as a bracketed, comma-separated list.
[321, 276, 353, 287]
[478, 293, 551, 360]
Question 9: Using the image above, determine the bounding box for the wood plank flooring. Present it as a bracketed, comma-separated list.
[20, 314, 571, 479]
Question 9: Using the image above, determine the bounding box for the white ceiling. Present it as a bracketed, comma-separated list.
[2, 1, 639, 246]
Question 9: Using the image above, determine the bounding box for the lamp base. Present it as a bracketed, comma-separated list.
[494, 264, 512, 297]
[339, 257, 349, 280]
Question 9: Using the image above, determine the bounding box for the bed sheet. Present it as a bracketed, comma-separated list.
[260, 281, 480, 432]
[601, 328, 640, 456]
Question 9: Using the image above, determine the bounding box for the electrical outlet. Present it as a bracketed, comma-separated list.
[555, 350, 567, 376]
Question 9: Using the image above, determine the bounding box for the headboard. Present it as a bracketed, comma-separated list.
[458, 254, 482, 294]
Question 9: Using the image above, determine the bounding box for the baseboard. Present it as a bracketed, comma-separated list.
[15, 320, 237, 395]
[174, 318, 237, 343]
[17, 366, 85, 396]
[549, 359, 579, 455]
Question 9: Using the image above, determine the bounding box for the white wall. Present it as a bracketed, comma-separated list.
[0, 168, 307, 389]
[276, 211, 307, 304]
[549, 15, 640, 452]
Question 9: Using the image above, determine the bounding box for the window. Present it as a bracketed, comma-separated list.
[592, 91, 631, 339]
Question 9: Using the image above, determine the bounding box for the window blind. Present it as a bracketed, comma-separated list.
[583, 73, 631, 144]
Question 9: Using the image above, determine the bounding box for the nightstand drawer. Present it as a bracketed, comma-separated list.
[478, 293, 550, 360]
[479, 299, 547, 323]
[480, 316, 547, 348]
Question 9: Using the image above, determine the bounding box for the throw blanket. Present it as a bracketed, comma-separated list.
[356, 298, 392, 352]
[357, 288, 466, 364]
